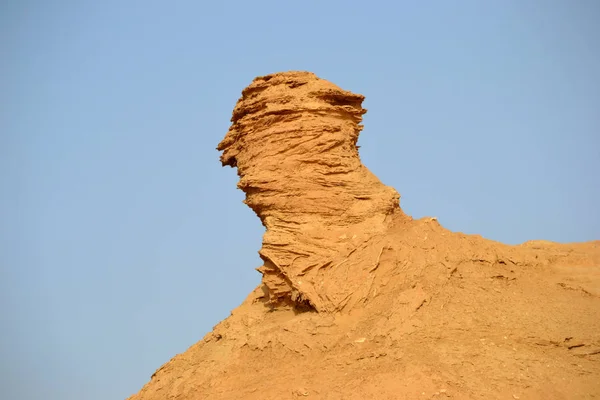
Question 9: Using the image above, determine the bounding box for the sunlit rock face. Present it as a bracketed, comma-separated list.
[218, 71, 403, 312]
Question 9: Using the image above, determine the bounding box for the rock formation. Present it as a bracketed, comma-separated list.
[129, 72, 600, 400]
[217, 71, 403, 312]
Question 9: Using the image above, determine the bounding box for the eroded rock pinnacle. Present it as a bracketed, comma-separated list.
[218, 71, 404, 312]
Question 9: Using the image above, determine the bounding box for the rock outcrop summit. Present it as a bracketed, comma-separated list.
[218, 71, 403, 313]
[129, 72, 600, 400]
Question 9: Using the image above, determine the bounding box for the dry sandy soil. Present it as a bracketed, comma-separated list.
[128, 72, 600, 400]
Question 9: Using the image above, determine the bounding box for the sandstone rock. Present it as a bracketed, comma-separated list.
[128, 72, 600, 400]
[218, 71, 404, 312]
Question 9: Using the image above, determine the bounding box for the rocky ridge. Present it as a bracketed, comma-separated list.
[129, 72, 600, 400]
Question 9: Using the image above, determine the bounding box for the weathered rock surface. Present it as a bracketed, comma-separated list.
[128, 72, 600, 400]
[217, 71, 403, 312]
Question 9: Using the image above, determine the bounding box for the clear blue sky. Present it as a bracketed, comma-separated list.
[1, 1, 598, 399]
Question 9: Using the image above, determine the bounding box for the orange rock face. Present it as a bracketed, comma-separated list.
[218, 71, 403, 312]
[129, 72, 600, 400]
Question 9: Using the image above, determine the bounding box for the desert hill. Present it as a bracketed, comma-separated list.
[128, 72, 600, 400]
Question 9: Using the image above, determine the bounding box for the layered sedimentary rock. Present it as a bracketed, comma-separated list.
[218, 71, 404, 312]
[129, 72, 600, 400]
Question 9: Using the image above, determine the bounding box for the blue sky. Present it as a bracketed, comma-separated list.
[1, 1, 598, 399]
